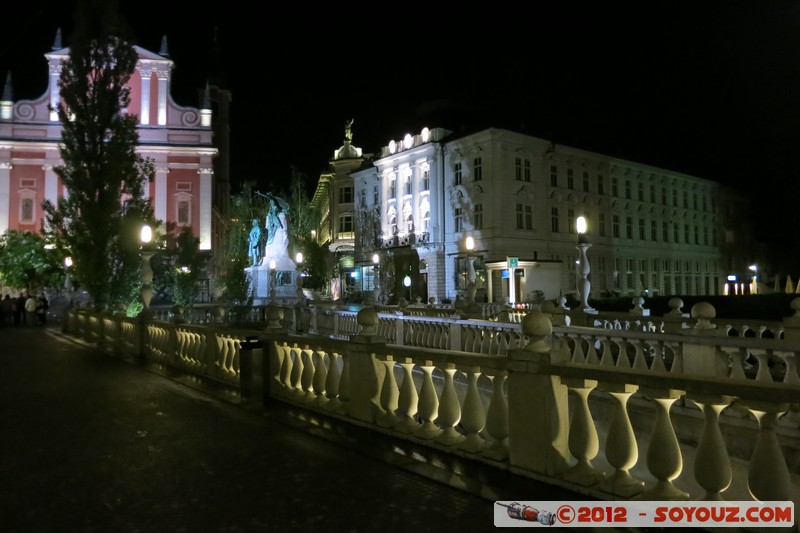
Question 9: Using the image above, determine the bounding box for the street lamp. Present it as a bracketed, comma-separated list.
[749, 264, 758, 295]
[140, 224, 154, 314]
[403, 272, 412, 302]
[295, 252, 305, 304]
[575, 216, 596, 313]
[62, 256, 74, 333]
[465, 235, 477, 305]
[372, 253, 381, 304]
[64, 256, 73, 306]
[139, 224, 155, 358]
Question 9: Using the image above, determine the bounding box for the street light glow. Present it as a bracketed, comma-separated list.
[64, 256, 73, 268]
[140, 224, 152, 244]
[576, 216, 587, 235]
[465, 235, 475, 251]
[295, 252, 303, 264]
[372, 253, 380, 265]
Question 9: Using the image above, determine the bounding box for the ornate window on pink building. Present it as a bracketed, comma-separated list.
[175, 192, 192, 226]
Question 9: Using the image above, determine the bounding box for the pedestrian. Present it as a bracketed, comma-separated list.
[0, 294, 12, 326]
[25, 294, 38, 326]
[14, 293, 26, 327]
[36, 294, 48, 326]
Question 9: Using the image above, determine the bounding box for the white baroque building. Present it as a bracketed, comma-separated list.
[345, 126, 754, 305]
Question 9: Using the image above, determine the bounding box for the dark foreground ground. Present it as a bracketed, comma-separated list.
[0, 325, 600, 533]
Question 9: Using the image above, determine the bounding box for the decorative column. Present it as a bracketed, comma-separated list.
[198, 166, 213, 250]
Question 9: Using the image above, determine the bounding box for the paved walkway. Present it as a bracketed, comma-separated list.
[0, 324, 593, 532]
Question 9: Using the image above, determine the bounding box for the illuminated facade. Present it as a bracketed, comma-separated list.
[0, 33, 220, 252]
[310, 120, 366, 298]
[348, 126, 755, 304]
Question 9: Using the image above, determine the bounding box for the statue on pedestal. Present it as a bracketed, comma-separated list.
[246, 192, 298, 305]
[248, 218, 261, 267]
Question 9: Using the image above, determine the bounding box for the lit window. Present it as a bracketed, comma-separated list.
[339, 215, 353, 233]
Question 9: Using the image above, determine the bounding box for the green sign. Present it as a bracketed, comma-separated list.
[508, 256, 518, 268]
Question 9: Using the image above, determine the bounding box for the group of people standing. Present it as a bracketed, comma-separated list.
[0, 293, 48, 327]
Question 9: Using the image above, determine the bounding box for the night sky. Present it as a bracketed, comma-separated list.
[2, 1, 799, 250]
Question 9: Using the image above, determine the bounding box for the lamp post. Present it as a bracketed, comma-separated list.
[465, 235, 477, 305]
[295, 252, 305, 304]
[372, 253, 381, 304]
[749, 264, 758, 295]
[402, 272, 412, 303]
[575, 216, 596, 313]
[63, 256, 73, 307]
[140, 224, 154, 314]
[269, 259, 277, 301]
[139, 224, 155, 357]
[62, 256, 73, 333]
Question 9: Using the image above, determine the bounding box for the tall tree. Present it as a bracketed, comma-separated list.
[43, 0, 155, 309]
[0, 230, 65, 292]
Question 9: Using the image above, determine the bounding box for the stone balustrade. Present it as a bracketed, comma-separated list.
[63, 301, 800, 516]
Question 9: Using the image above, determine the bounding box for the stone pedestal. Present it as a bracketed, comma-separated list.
[246, 254, 299, 305]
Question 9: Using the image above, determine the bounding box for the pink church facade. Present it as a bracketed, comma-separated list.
[0, 41, 217, 251]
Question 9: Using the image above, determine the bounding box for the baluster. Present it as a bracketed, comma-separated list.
[300, 346, 315, 402]
[457, 366, 486, 453]
[666, 341, 683, 373]
[336, 351, 350, 415]
[323, 351, 342, 412]
[749, 349, 772, 382]
[721, 346, 747, 380]
[562, 379, 604, 486]
[395, 358, 419, 433]
[312, 349, 328, 407]
[599, 338, 615, 366]
[482, 370, 509, 461]
[377, 356, 400, 428]
[414, 361, 441, 439]
[571, 336, 586, 364]
[743, 402, 792, 502]
[615, 339, 632, 369]
[643, 389, 688, 499]
[774, 351, 799, 385]
[585, 337, 600, 364]
[650, 341, 667, 372]
[435, 363, 464, 445]
[632, 340, 648, 370]
[289, 344, 304, 398]
[278, 343, 294, 396]
[689, 395, 733, 500]
[599, 385, 645, 497]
